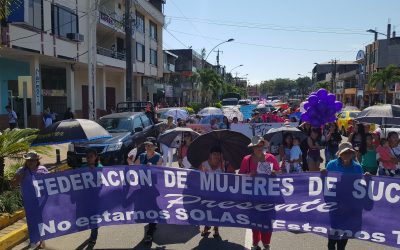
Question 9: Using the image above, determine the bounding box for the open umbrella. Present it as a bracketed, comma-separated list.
[222, 106, 243, 121]
[158, 127, 200, 147]
[187, 130, 251, 169]
[198, 107, 223, 116]
[31, 119, 111, 146]
[164, 108, 189, 122]
[354, 104, 400, 126]
[263, 126, 308, 146]
[199, 114, 225, 124]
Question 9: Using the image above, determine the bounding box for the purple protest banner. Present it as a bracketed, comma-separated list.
[22, 165, 400, 247]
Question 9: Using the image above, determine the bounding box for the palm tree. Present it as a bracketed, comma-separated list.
[0, 128, 39, 191]
[0, 0, 22, 21]
[315, 81, 331, 92]
[369, 64, 400, 104]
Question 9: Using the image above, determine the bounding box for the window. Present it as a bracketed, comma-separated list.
[136, 43, 145, 62]
[27, 0, 43, 30]
[140, 115, 152, 127]
[149, 21, 157, 40]
[150, 49, 157, 65]
[51, 4, 78, 38]
[135, 12, 144, 33]
[133, 117, 143, 130]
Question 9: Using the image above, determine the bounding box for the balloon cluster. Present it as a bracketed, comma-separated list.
[300, 88, 343, 127]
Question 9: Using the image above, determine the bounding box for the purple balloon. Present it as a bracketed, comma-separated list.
[308, 95, 318, 105]
[303, 102, 311, 110]
[334, 101, 343, 111]
[317, 88, 328, 99]
[311, 92, 317, 96]
[301, 113, 310, 121]
[327, 94, 336, 103]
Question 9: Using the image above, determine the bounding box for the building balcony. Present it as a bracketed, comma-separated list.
[97, 46, 126, 61]
[98, 7, 124, 33]
[164, 63, 175, 72]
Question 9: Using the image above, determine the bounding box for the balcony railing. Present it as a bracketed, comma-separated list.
[98, 6, 124, 32]
[97, 46, 126, 61]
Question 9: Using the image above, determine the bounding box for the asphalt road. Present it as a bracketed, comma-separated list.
[12, 139, 398, 250]
[13, 224, 397, 250]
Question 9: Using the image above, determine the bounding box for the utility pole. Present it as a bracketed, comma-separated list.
[331, 59, 337, 94]
[125, 0, 133, 101]
[215, 49, 223, 67]
[87, 0, 98, 120]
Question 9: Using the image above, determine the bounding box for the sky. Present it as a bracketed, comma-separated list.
[162, 0, 400, 85]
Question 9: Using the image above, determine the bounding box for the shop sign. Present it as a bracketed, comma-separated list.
[34, 68, 41, 107]
[42, 89, 66, 97]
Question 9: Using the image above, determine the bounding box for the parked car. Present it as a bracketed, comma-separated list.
[336, 111, 360, 136]
[67, 112, 158, 168]
[222, 98, 239, 106]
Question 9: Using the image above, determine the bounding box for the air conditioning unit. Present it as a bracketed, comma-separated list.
[66, 33, 84, 42]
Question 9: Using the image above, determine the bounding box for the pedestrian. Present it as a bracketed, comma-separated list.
[5, 105, 18, 129]
[279, 133, 293, 173]
[134, 137, 162, 243]
[323, 142, 367, 250]
[238, 135, 279, 250]
[199, 146, 225, 238]
[177, 132, 192, 168]
[376, 138, 397, 176]
[210, 118, 219, 130]
[371, 130, 381, 147]
[387, 131, 400, 174]
[232, 117, 239, 124]
[324, 123, 342, 166]
[64, 107, 74, 120]
[348, 123, 366, 162]
[307, 128, 322, 171]
[80, 148, 103, 249]
[250, 111, 263, 123]
[289, 137, 303, 173]
[12, 151, 48, 248]
[43, 108, 53, 128]
[360, 133, 378, 175]
[219, 116, 230, 129]
[160, 116, 176, 167]
[298, 121, 311, 171]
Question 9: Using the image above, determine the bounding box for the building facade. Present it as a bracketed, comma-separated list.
[0, 0, 165, 129]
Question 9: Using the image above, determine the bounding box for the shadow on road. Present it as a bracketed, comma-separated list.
[192, 236, 245, 250]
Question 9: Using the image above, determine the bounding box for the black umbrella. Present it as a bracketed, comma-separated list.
[187, 130, 251, 169]
[264, 126, 308, 146]
[31, 119, 111, 146]
[354, 104, 400, 125]
[158, 127, 200, 147]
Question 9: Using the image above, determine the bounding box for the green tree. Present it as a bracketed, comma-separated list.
[0, 128, 41, 191]
[369, 64, 400, 104]
[296, 76, 312, 98]
[199, 68, 224, 103]
[0, 0, 21, 21]
[315, 81, 331, 92]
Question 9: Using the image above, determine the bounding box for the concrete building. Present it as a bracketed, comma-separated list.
[365, 36, 400, 104]
[0, 0, 165, 129]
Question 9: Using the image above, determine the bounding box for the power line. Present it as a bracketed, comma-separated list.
[167, 29, 359, 53]
[163, 27, 189, 48]
[167, 16, 371, 36]
[168, 0, 208, 44]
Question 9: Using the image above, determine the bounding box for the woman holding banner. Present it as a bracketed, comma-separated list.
[239, 135, 280, 250]
[12, 151, 48, 249]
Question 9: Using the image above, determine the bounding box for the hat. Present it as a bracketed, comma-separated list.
[23, 151, 40, 160]
[248, 135, 265, 147]
[336, 142, 355, 156]
[144, 137, 157, 147]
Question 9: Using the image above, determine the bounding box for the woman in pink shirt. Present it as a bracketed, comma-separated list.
[239, 135, 280, 250]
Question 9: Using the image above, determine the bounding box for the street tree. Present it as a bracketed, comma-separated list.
[314, 81, 331, 92]
[296, 76, 312, 98]
[369, 64, 400, 104]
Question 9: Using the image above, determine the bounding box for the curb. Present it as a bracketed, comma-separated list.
[0, 163, 70, 249]
[0, 224, 28, 250]
[0, 211, 25, 230]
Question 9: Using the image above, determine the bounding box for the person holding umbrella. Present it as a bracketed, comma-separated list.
[177, 132, 193, 168]
[239, 135, 280, 250]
